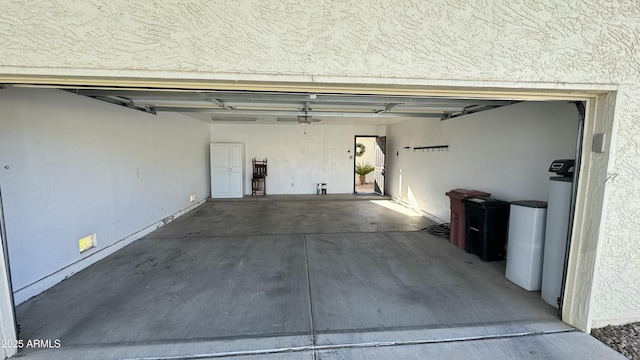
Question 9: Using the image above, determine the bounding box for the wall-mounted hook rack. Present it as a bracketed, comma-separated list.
[413, 145, 449, 152]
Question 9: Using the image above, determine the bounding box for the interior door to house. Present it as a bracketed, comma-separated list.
[210, 143, 244, 198]
[374, 136, 386, 195]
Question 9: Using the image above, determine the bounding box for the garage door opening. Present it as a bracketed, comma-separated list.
[0, 81, 612, 358]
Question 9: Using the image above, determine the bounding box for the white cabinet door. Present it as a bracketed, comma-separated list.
[211, 143, 230, 197]
[229, 143, 244, 198]
[210, 143, 244, 198]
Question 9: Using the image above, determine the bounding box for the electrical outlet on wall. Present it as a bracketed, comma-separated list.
[79, 234, 96, 253]
[189, 194, 196, 202]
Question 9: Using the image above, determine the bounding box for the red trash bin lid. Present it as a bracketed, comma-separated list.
[445, 188, 491, 200]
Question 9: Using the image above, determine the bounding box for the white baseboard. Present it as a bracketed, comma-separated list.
[13, 199, 206, 305]
[419, 209, 447, 224]
[390, 196, 447, 224]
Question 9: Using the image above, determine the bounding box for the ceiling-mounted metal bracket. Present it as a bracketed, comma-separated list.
[65, 90, 156, 114]
[297, 102, 313, 123]
[297, 114, 312, 124]
[441, 101, 520, 121]
[89, 95, 156, 114]
[209, 98, 234, 110]
[374, 103, 402, 114]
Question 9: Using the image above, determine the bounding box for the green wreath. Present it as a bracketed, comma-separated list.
[355, 143, 366, 157]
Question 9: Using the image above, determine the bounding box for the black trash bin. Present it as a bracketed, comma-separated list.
[463, 197, 510, 261]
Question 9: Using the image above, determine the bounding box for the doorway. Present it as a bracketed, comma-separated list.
[354, 136, 385, 195]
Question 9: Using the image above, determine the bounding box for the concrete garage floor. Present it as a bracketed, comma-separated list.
[15, 198, 623, 359]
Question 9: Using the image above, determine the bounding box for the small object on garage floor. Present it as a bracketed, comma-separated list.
[423, 223, 450, 239]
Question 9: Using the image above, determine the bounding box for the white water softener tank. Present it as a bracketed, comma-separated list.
[541, 159, 574, 308]
[505, 201, 548, 291]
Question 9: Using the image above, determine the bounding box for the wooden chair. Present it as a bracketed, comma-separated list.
[251, 158, 267, 197]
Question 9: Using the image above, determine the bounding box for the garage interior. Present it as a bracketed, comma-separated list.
[0, 85, 615, 359]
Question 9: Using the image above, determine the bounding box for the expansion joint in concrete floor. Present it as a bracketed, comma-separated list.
[67, 328, 579, 360]
[311, 330, 581, 355]
[302, 234, 319, 360]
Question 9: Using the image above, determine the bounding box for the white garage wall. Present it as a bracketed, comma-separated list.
[0, 88, 211, 304]
[386, 101, 578, 222]
[211, 124, 385, 194]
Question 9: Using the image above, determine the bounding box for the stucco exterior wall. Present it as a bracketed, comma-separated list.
[590, 88, 640, 327]
[1, 0, 639, 328]
[0, 1, 639, 85]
